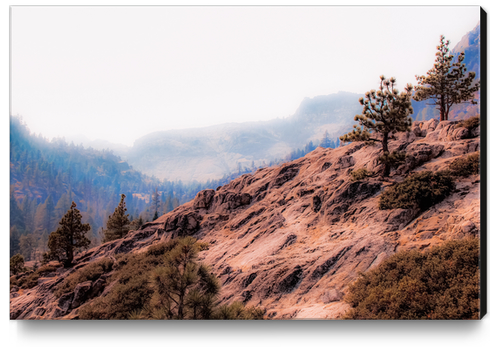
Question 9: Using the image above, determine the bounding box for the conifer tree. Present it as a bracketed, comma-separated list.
[135, 237, 220, 320]
[10, 226, 21, 257]
[151, 188, 160, 215]
[20, 234, 37, 261]
[10, 190, 25, 232]
[414, 35, 480, 121]
[340, 76, 413, 177]
[10, 254, 25, 275]
[102, 194, 131, 242]
[46, 202, 91, 266]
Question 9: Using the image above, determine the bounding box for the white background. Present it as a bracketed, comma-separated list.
[3, 1, 490, 347]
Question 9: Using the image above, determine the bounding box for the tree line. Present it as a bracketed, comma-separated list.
[9, 117, 240, 261]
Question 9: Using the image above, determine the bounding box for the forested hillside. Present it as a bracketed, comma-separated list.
[9, 116, 227, 260]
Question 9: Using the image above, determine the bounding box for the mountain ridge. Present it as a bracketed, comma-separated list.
[10, 117, 481, 319]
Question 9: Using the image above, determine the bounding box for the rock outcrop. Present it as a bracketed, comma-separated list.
[10, 119, 481, 320]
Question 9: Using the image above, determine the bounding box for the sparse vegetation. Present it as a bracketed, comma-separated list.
[54, 257, 114, 298]
[10, 254, 25, 275]
[449, 152, 480, 177]
[350, 168, 374, 181]
[343, 238, 480, 319]
[18, 271, 40, 289]
[456, 115, 480, 130]
[379, 171, 455, 210]
[79, 237, 263, 320]
[37, 264, 59, 276]
[214, 302, 265, 320]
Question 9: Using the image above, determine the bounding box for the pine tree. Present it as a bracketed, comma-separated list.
[414, 35, 480, 121]
[151, 187, 160, 215]
[134, 237, 220, 320]
[10, 254, 25, 275]
[340, 76, 413, 177]
[10, 226, 21, 257]
[46, 202, 91, 267]
[21, 196, 35, 233]
[10, 189, 25, 232]
[20, 234, 37, 261]
[43, 195, 55, 232]
[55, 192, 71, 221]
[102, 194, 131, 243]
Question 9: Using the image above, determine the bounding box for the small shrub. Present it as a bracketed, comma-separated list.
[213, 302, 265, 320]
[10, 254, 25, 275]
[379, 171, 454, 210]
[10, 276, 19, 290]
[379, 150, 406, 168]
[350, 168, 374, 181]
[343, 238, 480, 319]
[79, 243, 176, 319]
[457, 115, 480, 130]
[449, 152, 479, 177]
[18, 272, 40, 289]
[37, 264, 58, 276]
[55, 257, 114, 297]
[80, 237, 263, 320]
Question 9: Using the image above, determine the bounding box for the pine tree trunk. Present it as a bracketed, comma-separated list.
[382, 133, 390, 177]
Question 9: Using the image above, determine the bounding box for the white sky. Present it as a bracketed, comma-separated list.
[10, 6, 480, 146]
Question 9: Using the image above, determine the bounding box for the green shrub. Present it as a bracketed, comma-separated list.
[213, 302, 265, 320]
[80, 238, 264, 320]
[10, 276, 19, 290]
[10, 254, 25, 275]
[79, 245, 174, 319]
[55, 257, 113, 298]
[37, 264, 59, 276]
[457, 115, 480, 130]
[379, 171, 454, 210]
[343, 238, 480, 320]
[18, 272, 39, 289]
[449, 152, 480, 177]
[379, 150, 406, 168]
[350, 168, 374, 181]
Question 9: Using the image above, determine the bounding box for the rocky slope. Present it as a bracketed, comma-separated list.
[10, 119, 481, 320]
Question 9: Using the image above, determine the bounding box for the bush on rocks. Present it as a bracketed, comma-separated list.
[379, 171, 454, 211]
[343, 238, 480, 319]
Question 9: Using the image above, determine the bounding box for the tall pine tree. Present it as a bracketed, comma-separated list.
[414, 35, 480, 121]
[340, 76, 413, 177]
[102, 194, 131, 242]
[46, 202, 91, 266]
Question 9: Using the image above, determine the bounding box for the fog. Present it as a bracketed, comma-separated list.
[10, 6, 480, 146]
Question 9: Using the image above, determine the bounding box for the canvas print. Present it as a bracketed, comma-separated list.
[9, 6, 484, 320]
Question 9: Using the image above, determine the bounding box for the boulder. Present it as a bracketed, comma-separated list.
[193, 189, 215, 210]
[71, 281, 93, 309]
[58, 292, 74, 312]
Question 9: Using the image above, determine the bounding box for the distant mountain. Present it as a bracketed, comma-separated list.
[122, 91, 362, 182]
[412, 22, 480, 121]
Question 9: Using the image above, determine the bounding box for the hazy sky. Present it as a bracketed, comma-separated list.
[10, 6, 480, 146]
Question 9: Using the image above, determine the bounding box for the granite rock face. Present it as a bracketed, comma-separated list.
[10, 120, 481, 320]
